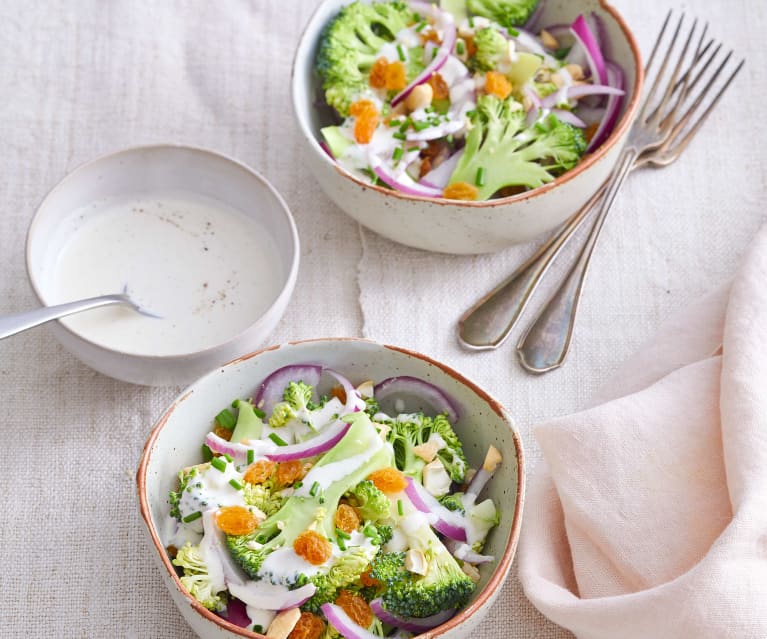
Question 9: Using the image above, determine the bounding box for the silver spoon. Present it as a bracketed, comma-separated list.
[0, 291, 159, 339]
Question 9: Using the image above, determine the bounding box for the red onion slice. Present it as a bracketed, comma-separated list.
[419, 149, 464, 189]
[370, 599, 456, 631]
[204, 432, 256, 464]
[570, 15, 607, 85]
[404, 477, 467, 542]
[587, 60, 625, 152]
[374, 376, 459, 423]
[228, 581, 316, 612]
[540, 83, 624, 109]
[265, 419, 352, 462]
[254, 364, 323, 415]
[324, 368, 366, 413]
[444, 538, 495, 564]
[391, 5, 456, 108]
[551, 108, 587, 128]
[322, 603, 382, 639]
[373, 165, 443, 198]
[224, 598, 251, 628]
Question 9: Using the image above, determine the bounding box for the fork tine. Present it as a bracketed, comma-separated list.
[643, 10, 672, 76]
[663, 57, 744, 158]
[638, 10, 675, 121]
[649, 17, 699, 128]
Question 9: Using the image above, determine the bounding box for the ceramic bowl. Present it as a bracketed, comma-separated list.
[137, 338, 525, 639]
[291, 0, 643, 254]
[25, 145, 299, 386]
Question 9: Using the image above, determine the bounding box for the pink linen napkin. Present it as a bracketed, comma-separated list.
[518, 226, 767, 639]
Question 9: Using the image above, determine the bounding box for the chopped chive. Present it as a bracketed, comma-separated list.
[413, 120, 430, 131]
[363, 524, 376, 538]
[336, 528, 351, 540]
[215, 408, 236, 429]
[456, 40, 466, 56]
[415, 20, 427, 32]
[269, 433, 288, 446]
[294, 480, 303, 489]
[468, 15, 474, 28]
[201, 444, 213, 462]
[389, 119, 402, 127]
[476, 166, 486, 187]
[393, 131, 407, 141]
[407, 146, 420, 152]
[392, 147, 404, 162]
[309, 481, 320, 497]
[253, 625, 263, 634]
[183, 511, 202, 523]
[507, 26, 520, 37]
[254, 406, 266, 419]
[399, 118, 411, 133]
[223, 453, 233, 463]
[319, 495, 326, 504]
[247, 449, 255, 465]
[397, 499, 404, 516]
[210, 456, 227, 472]
[229, 479, 244, 491]
[446, 134, 455, 144]
[396, 43, 406, 62]
[337, 536, 347, 551]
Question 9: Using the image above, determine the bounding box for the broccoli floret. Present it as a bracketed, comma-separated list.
[467, 0, 540, 29]
[372, 516, 475, 618]
[226, 413, 393, 581]
[316, 1, 417, 116]
[268, 380, 318, 428]
[301, 546, 379, 613]
[386, 413, 468, 483]
[344, 480, 391, 521]
[242, 479, 285, 517]
[448, 95, 586, 199]
[172, 543, 227, 612]
[472, 26, 508, 71]
[169, 466, 199, 521]
[364, 395, 381, 418]
[438, 492, 466, 514]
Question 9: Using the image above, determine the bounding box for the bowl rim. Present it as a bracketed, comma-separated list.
[291, 0, 645, 207]
[137, 337, 526, 638]
[24, 143, 300, 361]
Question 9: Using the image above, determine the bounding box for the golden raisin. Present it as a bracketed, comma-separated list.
[464, 34, 477, 58]
[276, 460, 305, 486]
[329, 385, 347, 404]
[584, 122, 599, 143]
[359, 567, 381, 588]
[427, 73, 450, 100]
[166, 544, 178, 559]
[288, 612, 325, 639]
[369, 57, 389, 89]
[367, 467, 408, 494]
[349, 99, 379, 144]
[213, 424, 233, 440]
[216, 506, 259, 536]
[421, 27, 442, 46]
[443, 182, 479, 201]
[335, 590, 373, 628]
[335, 503, 361, 534]
[485, 71, 512, 99]
[243, 459, 276, 484]
[293, 530, 333, 565]
[384, 60, 407, 91]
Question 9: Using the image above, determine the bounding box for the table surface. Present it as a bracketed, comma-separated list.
[0, 1, 763, 637]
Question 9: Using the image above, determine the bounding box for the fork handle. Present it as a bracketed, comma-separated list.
[0, 295, 129, 340]
[516, 147, 638, 373]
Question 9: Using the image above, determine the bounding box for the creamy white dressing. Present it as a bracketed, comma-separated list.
[294, 435, 384, 498]
[245, 608, 276, 634]
[49, 191, 283, 356]
[258, 546, 326, 583]
[178, 461, 247, 527]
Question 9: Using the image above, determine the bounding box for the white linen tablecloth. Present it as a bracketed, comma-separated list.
[0, 1, 762, 637]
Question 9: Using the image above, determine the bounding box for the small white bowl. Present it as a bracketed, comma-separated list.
[137, 338, 525, 639]
[291, 0, 643, 254]
[26, 145, 299, 386]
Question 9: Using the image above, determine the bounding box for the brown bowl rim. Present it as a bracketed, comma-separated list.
[137, 337, 526, 638]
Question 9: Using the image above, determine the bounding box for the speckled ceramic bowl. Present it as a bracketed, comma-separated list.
[291, 0, 643, 254]
[137, 338, 524, 639]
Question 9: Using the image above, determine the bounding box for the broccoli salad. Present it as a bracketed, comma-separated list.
[166, 364, 503, 639]
[316, 0, 626, 201]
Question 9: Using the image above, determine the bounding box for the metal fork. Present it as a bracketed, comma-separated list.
[457, 12, 743, 372]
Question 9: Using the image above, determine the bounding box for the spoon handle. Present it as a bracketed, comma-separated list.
[0, 294, 131, 339]
[457, 184, 607, 350]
